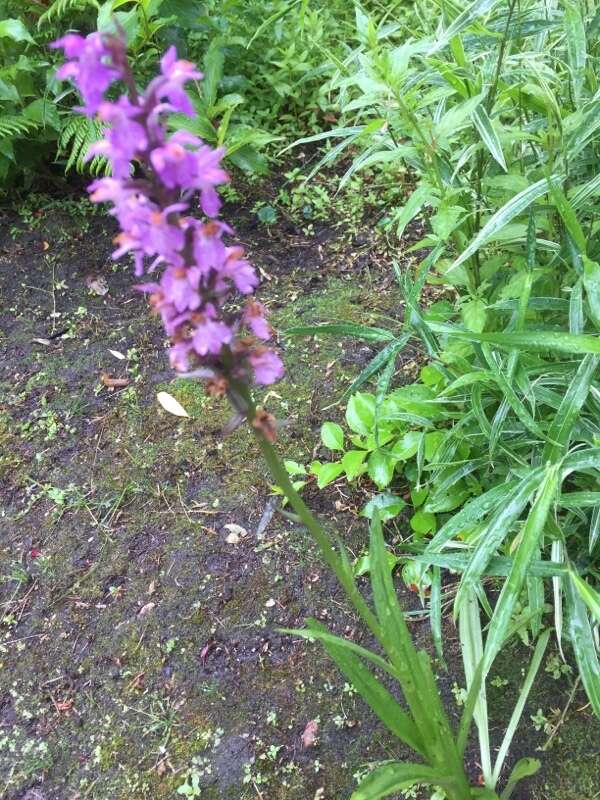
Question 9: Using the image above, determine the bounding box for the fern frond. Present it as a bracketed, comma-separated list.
[0, 116, 40, 138]
[58, 114, 109, 176]
[38, 0, 100, 28]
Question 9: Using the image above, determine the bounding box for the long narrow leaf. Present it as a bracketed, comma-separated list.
[448, 176, 561, 272]
[483, 466, 559, 673]
[566, 573, 600, 716]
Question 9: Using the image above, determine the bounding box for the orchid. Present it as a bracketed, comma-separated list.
[53, 33, 283, 391]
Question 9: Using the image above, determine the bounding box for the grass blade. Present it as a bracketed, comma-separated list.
[542, 354, 598, 462]
[566, 572, 600, 716]
[569, 572, 600, 625]
[285, 323, 396, 342]
[299, 619, 427, 756]
[459, 590, 492, 785]
[428, 0, 500, 54]
[472, 105, 507, 170]
[453, 470, 544, 618]
[492, 631, 550, 785]
[482, 466, 559, 673]
[428, 324, 600, 355]
[448, 175, 562, 272]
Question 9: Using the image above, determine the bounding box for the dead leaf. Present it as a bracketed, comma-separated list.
[223, 523, 248, 544]
[32, 338, 52, 346]
[86, 275, 109, 296]
[147, 580, 157, 596]
[138, 602, 156, 617]
[100, 372, 129, 388]
[301, 719, 319, 748]
[157, 391, 189, 418]
[108, 349, 126, 360]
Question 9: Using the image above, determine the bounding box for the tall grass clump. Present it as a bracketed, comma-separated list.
[286, 0, 600, 774]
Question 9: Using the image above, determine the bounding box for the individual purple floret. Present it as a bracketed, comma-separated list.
[53, 31, 283, 391]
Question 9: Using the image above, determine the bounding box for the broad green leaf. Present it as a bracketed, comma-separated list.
[390, 431, 422, 460]
[362, 492, 406, 521]
[321, 421, 344, 451]
[472, 106, 506, 170]
[341, 449, 368, 481]
[448, 176, 562, 272]
[368, 449, 397, 489]
[310, 461, 344, 489]
[410, 510, 437, 536]
[461, 298, 487, 332]
[566, 573, 600, 716]
[0, 19, 35, 43]
[346, 392, 376, 435]
[483, 467, 559, 673]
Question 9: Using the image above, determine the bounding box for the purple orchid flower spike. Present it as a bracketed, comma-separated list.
[52, 31, 284, 424]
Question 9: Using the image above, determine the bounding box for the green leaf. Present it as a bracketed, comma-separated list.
[341, 449, 368, 481]
[499, 758, 541, 800]
[0, 19, 35, 43]
[390, 431, 422, 460]
[362, 493, 406, 522]
[301, 620, 427, 758]
[428, 0, 501, 54]
[483, 467, 559, 673]
[542, 353, 598, 462]
[461, 298, 487, 333]
[493, 635, 549, 788]
[338, 334, 410, 404]
[583, 257, 600, 329]
[453, 470, 544, 618]
[563, 1, 586, 104]
[472, 106, 506, 171]
[368, 449, 397, 489]
[549, 183, 586, 254]
[410, 510, 437, 536]
[285, 323, 395, 343]
[569, 572, 600, 625]
[320, 421, 344, 451]
[566, 573, 600, 716]
[448, 175, 561, 273]
[351, 762, 454, 800]
[428, 324, 600, 355]
[310, 461, 344, 489]
[346, 393, 376, 435]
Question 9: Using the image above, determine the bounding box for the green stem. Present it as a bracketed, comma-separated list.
[228, 379, 381, 639]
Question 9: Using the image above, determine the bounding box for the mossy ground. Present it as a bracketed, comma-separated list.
[0, 182, 598, 800]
